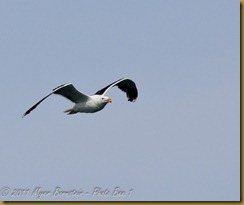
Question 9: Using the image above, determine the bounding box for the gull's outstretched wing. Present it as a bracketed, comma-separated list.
[22, 83, 90, 117]
[53, 83, 90, 103]
[95, 78, 138, 102]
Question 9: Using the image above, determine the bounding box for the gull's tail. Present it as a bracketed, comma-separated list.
[64, 108, 77, 115]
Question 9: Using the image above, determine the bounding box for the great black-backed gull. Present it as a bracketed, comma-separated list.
[22, 78, 138, 117]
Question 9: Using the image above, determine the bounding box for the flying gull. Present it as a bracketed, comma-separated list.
[22, 78, 138, 117]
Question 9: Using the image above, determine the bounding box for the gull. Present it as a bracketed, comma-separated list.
[22, 77, 138, 117]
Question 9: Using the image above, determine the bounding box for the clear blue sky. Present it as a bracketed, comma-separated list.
[0, 0, 239, 201]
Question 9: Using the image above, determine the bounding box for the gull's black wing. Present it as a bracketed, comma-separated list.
[22, 83, 90, 117]
[53, 83, 90, 103]
[95, 78, 138, 102]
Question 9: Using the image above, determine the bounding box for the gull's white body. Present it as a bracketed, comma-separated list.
[68, 95, 111, 114]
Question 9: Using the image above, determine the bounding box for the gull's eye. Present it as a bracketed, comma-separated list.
[102, 98, 104, 100]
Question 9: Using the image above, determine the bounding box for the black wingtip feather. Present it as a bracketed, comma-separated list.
[117, 79, 138, 102]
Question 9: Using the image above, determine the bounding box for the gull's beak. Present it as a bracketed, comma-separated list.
[105, 98, 112, 103]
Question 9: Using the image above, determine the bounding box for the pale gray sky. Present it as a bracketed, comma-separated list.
[0, 0, 240, 201]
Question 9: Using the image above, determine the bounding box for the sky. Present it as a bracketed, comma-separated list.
[0, 0, 240, 201]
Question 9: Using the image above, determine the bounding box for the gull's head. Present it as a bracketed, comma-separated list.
[93, 95, 112, 104]
[101, 96, 112, 103]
